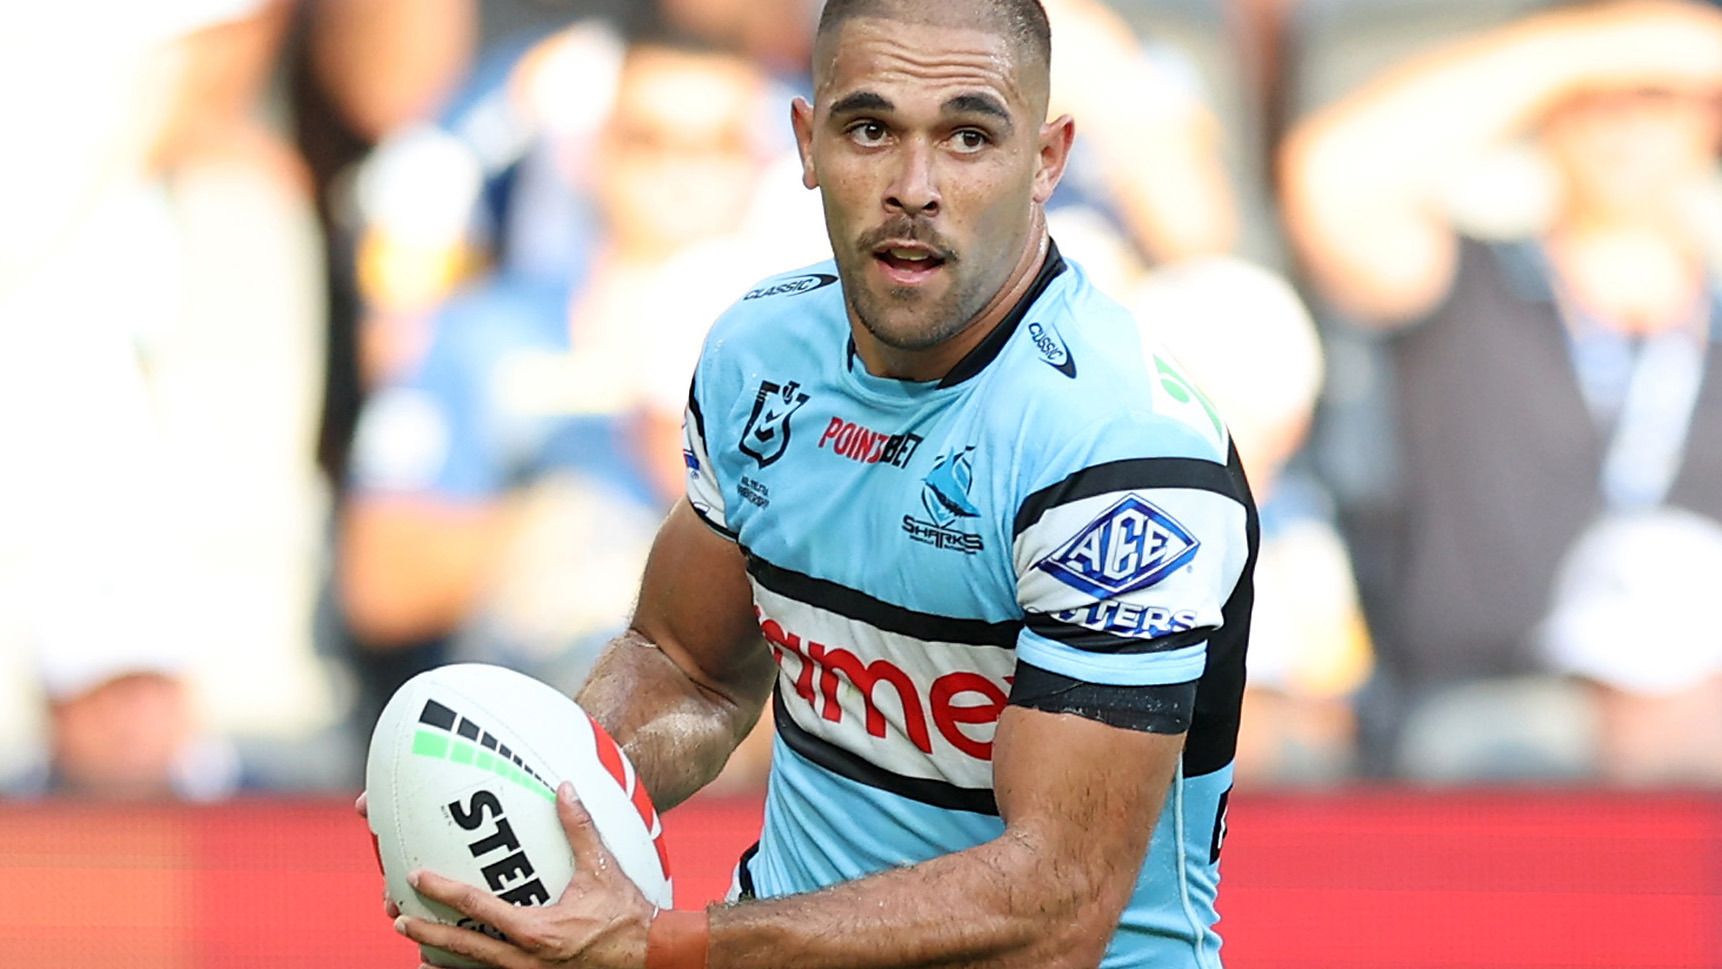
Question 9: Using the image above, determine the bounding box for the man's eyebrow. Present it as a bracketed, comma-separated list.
[944, 93, 1012, 126]
[830, 91, 893, 115]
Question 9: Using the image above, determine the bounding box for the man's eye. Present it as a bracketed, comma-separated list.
[849, 122, 887, 144]
[952, 129, 989, 151]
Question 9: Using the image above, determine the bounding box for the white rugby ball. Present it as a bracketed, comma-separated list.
[366, 663, 672, 968]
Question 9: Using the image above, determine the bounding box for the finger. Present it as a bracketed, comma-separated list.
[555, 782, 606, 863]
[356, 792, 369, 819]
[384, 890, 401, 920]
[397, 915, 528, 969]
[409, 870, 530, 940]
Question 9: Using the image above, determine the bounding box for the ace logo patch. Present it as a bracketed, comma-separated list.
[1035, 494, 1199, 598]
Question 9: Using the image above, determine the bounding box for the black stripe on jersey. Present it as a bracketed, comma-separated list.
[1023, 616, 1211, 655]
[686, 376, 706, 440]
[1013, 457, 1241, 538]
[937, 239, 1068, 389]
[1008, 660, 1198, 734]
[774, 691, 1001, 815]
[1183, 442, 1258, 777]
[745, 550, 1019, 648]
[690, 501, 737, 541]
[735, 842, 761, 900]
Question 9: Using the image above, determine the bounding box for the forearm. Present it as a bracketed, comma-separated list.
[700, 711, 1175, 969]
[576, 630, 766, 812]
[709, 825, 1124, 969]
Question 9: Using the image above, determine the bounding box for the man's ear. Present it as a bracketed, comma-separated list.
[1032, 113, 1076, 204]
[791, 97, 818, 189]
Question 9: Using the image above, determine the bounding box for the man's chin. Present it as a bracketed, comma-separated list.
[856, 307, 968, 353]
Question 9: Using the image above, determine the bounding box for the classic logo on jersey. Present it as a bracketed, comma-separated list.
[1027, 321, 1076, 378]
[744, 273, 838, 300]
[902, 446, 983, 553]
[739, 380, 809, 467]
[817, 417, 922, 469]
[1035, 494, 1199, 598]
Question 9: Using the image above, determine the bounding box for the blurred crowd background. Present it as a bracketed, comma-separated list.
[2, 0, 1719, 803]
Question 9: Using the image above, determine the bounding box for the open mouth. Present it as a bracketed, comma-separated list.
[872, 243, 948, 285]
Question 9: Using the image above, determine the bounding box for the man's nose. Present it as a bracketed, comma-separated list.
[884, 139, 940, 218]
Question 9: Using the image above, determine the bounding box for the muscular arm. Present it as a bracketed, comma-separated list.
[576, 500, 776, 812]
[706, 708, 1183, 969]
[1280, 0, 1722, 325]
[571, 501, 1179, 969]
[702, 705, 1184, 969]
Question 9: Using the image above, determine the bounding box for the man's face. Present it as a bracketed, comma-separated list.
[794, 17, 1061, 350]
[597, 47, 764, 255]
[1542, 88, 1722, 224]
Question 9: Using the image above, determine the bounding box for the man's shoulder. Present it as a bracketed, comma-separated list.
[991, 264, 1233, 478]
[701, 260, 846, 352]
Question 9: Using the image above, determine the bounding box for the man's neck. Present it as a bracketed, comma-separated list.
[851, 221, 1049, 383]
[1547, 218, 1708, 336]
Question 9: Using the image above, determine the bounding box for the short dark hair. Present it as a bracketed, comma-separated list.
[814, 0, 1052, 75]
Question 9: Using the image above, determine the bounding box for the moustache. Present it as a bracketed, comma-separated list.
[857, 218, 957, 262]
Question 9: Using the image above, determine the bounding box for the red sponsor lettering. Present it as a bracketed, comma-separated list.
[817, 417, 844, 449]
[763, 617, 818, 703]
[929, 673, 1008, 760]
[759, 611, 1009, 760]
[816, 417, 922, 468]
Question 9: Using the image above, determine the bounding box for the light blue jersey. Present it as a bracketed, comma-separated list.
[682, 244, 1257, 968]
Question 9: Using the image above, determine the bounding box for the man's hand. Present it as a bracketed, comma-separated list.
[393, 782, 656, 969]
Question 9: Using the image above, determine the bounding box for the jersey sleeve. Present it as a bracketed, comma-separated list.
[1008, 414, 1252, 733]
[682, 356, 734, 541]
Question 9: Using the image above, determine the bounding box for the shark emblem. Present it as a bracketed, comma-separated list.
[920, 447, 981, 527]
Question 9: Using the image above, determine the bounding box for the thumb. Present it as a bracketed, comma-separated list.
[556, 781, 606, 862]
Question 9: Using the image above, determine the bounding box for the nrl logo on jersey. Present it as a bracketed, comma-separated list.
[1036, 494, 1199, 598]
[739, 380, 809, 467]
[902, 446, 983, 553]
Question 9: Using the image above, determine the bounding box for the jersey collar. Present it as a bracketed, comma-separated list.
[844, 238, 1068, 390]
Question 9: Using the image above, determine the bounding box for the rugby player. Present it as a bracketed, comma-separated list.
[382, 1, 1256, 965]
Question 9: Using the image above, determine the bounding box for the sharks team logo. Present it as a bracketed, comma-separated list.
[903, 446, 983, 553]
[920, 446, 980, 527]
[739, 380, 809, 467]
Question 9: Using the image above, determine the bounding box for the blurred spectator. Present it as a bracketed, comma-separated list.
[1040, 0, 1243, 291]
[0, 1, 335, 793]
[656, 0, 819, 78]
[1133, 259, 1373, 785]
[30, 595, 241, 801]
[289, 0, 477, 487]
[338, 31, 790, 762]
[1282, 0, 1722, 783]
